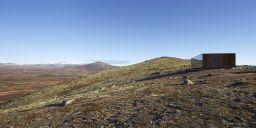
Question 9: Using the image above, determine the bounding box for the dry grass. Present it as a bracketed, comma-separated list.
[0, 57, 255, 127]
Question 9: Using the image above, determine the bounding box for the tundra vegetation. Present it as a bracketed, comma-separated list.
[0, 57, 255, 127]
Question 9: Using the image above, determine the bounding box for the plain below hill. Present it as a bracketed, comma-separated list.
[0, 62, 116, 104]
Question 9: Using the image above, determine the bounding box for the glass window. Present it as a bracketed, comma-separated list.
[191, 54, 203, 68]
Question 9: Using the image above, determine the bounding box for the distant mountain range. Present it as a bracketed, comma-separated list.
[0, 61, 116, 70]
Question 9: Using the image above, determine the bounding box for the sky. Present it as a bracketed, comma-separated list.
[0, 0, 256, 65]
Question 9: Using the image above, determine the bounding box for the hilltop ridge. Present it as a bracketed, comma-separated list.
[0, 57, 190, 111]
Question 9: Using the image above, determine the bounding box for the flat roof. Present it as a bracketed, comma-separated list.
[201, 53, 236, 55]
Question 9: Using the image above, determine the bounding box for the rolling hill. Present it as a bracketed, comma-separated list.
[0, 57, 255, 127]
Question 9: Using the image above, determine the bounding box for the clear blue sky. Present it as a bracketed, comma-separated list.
[0, 0, 255, 65]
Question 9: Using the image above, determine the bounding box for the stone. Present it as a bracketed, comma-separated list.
[183, 79, 194, 85]
[150, 94, 158, 97]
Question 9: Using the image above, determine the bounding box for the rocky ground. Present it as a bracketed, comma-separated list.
[0, 57, 255, 128]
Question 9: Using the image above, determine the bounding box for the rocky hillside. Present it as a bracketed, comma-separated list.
[0, 57, 255, 128]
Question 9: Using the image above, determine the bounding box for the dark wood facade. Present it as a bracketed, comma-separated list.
[192, 53, 236, 69]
